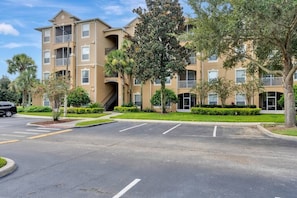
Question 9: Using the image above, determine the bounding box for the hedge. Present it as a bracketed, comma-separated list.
[66, 107, 104, 114]
[114, 106, 139, 112]
[191, 107, 261, 115]
[18, 106, 52, 112]
[197, 104, 257, 108]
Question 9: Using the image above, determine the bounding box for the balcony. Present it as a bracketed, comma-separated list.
[178, 80, 196, 88]
[55, 34, 72, 43]
[56, 58, 70, 66]
[261, 77, 282, 86]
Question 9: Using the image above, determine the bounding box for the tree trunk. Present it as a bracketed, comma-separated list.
[284, 76, 296, 127]
[140, 82, 143, 111]
[161, 81, 166, 113]
[121, 74, 126, 105]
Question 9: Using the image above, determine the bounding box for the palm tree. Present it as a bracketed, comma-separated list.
[104, 40, 135, 105]
[6, 54, 37, 107]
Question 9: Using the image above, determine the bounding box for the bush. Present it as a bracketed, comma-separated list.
[142, 108, 155, 112]
[197, 104, 257, 108]
[87, 102, 103, 108]
[23, 106, 52, 112]
[0, 157, 7, 168]
[66, 107, 104, 114]
[114, 106, 139, 112]
[191, 107, 261, 115]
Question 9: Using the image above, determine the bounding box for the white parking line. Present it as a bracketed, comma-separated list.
[119, 123, 147, 132]
[37, 127, 61, 131]
[14, 131, 39, 135]
[113, 178, 141, 198]
[213, 126, 217, 137]
[26, 129, 51, 133]
[0, 134, 25, 138]
[162, 123, 181, 135]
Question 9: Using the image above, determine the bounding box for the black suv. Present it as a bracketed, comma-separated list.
[0, 101, 17, 117]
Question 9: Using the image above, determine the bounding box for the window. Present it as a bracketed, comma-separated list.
[294, 72, 297, 80]
[189, 52, 196, 64]
[208, 70, 218, 82]
[208, 54, 218, 62]
[134, 78, 141, 85]
[236, 93, 246, 105]
[43, 29, 50, 43]
[134, 94, 141, 106]
[43, 51, 50, 64]
[81, 69, 89, 84]
[155, 76, 171, 85]
[82, 46, 90, 61]
[235, 44, 246, 57]
[208, 93, 218, 105]
[82, 23, 90, 38]
[43, 95, 50, 106]
[43, 72, 50, 81]
[236, 69, 246, 83]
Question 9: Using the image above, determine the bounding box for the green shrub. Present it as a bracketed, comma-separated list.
[66, 107, 104, 114]
[114, 106, 139, 112]
[87, 102, 103, 108]
[191, 107, 261, 115]
[0, 157, 7, 168]
[23, 106, 52, 112]
[142, 108, 155, 112]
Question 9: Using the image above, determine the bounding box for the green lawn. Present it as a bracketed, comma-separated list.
[19, 112, 108, 118]
[112, 112, 285, 123]
[75, 119, 114, 127]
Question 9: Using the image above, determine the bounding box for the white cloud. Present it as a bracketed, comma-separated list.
[103, 5, 124, 15]
[0, 42, 39, 49]
[0, 23, 19, 36]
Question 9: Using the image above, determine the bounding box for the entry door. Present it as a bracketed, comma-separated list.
[184, 98, 190, 109]
[267, 97, 276, 110]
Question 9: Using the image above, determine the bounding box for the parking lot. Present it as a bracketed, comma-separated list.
[1, 119, 297, 197]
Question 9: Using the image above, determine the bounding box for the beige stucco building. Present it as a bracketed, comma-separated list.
[34, 10, 285, 112]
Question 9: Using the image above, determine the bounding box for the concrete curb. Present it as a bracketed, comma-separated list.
[257, 124, 297, 142]
[0, 157, 17, 178]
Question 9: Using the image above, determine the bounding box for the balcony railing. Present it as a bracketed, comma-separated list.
[178, 80, 196, 88]
[55, 34, 72, 43]
[261, 77, 282, 86]
[56, 58, 70, 66]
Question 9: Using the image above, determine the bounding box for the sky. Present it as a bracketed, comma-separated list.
[0, 0, 193, 80]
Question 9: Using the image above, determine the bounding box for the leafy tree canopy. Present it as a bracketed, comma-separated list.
[150, 88, 178, 106]
[67, 87, 91, 107]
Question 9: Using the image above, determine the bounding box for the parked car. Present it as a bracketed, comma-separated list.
[0, 101, 17, 117]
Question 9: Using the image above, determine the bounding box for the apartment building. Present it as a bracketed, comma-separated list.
[34, 10, 284, 112]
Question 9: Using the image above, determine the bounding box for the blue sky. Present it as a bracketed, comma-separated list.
[0, 0, 193, 80]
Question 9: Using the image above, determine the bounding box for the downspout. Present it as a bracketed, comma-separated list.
[94, 20, 97, 102]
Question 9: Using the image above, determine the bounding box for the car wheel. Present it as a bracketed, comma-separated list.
[5, 111, 12, 117]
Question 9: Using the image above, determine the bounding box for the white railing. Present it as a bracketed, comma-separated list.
[261, 77, 282, 86]
[55, 34, 72, 43]
[178, 80, 196, 88]
[56, 58, 70, 66]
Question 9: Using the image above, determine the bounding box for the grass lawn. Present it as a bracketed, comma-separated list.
[75, 119, 114, 127]
[0, 157, 7, 169]
[112, 112, 285, 123]
[19, 112, 108, 118]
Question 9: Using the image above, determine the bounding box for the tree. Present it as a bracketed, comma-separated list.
[34, 74, 68, 121]
[209, 77, 236, 107]
[67, 87, 90, 107]
[150, 88, 178, 107]
[187, 0, 297, 127]
[6, 54, 37, 107]
[132, 0, 190, 113]
[238, 78, 264, 105]
[0, 75, 19, 102]
[278, 85, 297, 107]
[104, 40, 135, 105]
[190, 81, 211, 107]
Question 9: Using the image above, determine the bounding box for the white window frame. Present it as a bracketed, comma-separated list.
[43, 72, 50, 81]
[134, 78, 141, 85]
[81, 46, 90, 61]
[154, 76, 171, 85]
[294, 71, 297, 81]
[208, 70, 218, 82]
[208, 93, 218, 105]
[134, 93, 141, 107]
[43, 51, 50, 64]
[82, 23, 90, 38]
[81, 69, 90, 85]
[208, 54, 218, 62]
[235, 69, 246, 84]
[43, 94, 50, 107]
[43, 29, 50, 43]
[235, 93, 246, 105]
